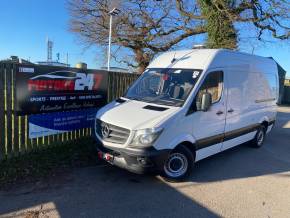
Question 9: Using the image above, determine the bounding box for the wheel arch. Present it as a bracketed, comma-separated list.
[258, 116, 270, 131]
[175, 141, 196, 159]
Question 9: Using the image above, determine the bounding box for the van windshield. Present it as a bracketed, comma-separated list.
[124, 68, 202, 106]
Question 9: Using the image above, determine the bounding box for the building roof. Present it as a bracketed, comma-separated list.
[0, 56, 34, 65]
[36, 61, 70, 67]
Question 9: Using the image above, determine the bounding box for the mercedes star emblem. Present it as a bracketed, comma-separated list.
[101, 124, 110, 138]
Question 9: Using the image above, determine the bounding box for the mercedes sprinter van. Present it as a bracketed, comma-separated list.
[94, 49, 278, 181]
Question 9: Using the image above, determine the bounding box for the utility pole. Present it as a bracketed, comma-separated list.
[107, 8, 120, 71]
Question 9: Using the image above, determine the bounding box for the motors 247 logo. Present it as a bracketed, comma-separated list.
[27, 71, 103, 91]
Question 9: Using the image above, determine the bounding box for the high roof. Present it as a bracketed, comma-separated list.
[148, 49, 220, 70]
[147, 49, 273, 70]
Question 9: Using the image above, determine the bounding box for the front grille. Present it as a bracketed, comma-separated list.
[95, 119, 130, 144]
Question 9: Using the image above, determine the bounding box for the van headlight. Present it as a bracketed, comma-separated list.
[129, 128, 163, 147]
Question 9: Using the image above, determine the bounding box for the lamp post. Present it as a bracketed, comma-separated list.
[107, 8, 120, 71]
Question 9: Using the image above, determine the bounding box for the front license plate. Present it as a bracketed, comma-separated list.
[103, 153, 114, 163]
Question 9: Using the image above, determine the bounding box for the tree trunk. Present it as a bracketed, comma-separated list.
[134, 49, 151, 74]
[199, 0, 238, 50]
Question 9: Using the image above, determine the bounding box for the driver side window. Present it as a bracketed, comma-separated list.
[137, 75, 161, 95]
[197, 71, 224, 104]
[148, 76, 161, 92]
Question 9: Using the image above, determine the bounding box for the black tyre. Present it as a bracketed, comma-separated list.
[251, 125, 266, 148]
[161, 145, 194, 182]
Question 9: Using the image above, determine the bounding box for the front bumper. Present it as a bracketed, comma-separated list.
[96, 143, 170, 174]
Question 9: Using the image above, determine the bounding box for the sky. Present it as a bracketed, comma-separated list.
[0, 0, 289, 76]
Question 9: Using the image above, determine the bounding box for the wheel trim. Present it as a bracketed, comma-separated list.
[257, 130, 264, 145]
[164, 153, 188, 178]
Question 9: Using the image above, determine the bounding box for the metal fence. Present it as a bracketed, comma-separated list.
[0, 63, 139, 160]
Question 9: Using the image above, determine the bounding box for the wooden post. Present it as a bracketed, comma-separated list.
[6, 64, 13, 157]
[0, 64, 5, 160]
[20, 116, 26, 153]
[12, 64, 19, 155]
[26, 115, 32, 151]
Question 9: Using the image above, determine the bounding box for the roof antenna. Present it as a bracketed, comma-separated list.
[171, 52, 177, 63]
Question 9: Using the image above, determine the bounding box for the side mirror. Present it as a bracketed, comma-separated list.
[200, 93, 212, 111]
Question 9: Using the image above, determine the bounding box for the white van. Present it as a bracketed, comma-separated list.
[94, 49, 278, 181]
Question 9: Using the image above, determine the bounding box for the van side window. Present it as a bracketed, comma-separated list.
[197, 71, 223, 104]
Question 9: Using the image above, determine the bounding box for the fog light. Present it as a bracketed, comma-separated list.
[137, 157, 152, 166]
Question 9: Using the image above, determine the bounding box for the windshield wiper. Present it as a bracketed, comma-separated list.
[126, 95, 182, 106]
[126, 96, 143, 102]
[153, 100, 178, 106]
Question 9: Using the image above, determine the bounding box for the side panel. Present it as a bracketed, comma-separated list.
[222, 65, 258, 151]
[222, 59, 278, 151]
[252, 59, 278, 133]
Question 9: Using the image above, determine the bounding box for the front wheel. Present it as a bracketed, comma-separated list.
[161, 145, 194, 182]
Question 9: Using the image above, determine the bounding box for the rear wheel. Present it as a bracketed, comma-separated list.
[162, 145, 194, 182]
[251, 125, 266, 148]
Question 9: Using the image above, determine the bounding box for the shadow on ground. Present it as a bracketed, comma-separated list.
[0, 165, 219, 218]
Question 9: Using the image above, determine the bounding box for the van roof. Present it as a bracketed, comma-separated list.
[147, 49, 274, 70]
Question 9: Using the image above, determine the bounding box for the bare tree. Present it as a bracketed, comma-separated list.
[68, 0, 289, 72]
[68, 0, 206, 73]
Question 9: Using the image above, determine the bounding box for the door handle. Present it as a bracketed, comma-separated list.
[228, 108, 234, 113]
[216, 111, 224, 115]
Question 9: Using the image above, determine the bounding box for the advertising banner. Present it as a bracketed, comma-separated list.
[28, 108, 98, 139]
[16, 65, 108, 115]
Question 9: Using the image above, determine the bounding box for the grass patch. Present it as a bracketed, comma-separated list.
[0, 138, 98, 188]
